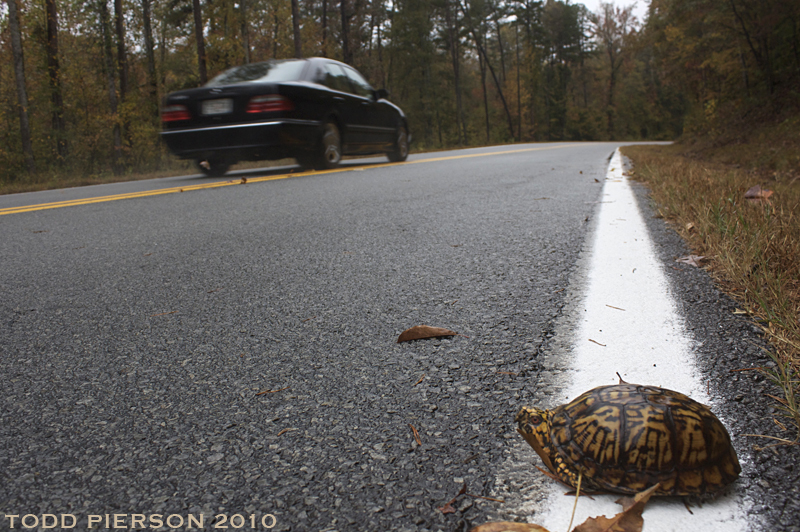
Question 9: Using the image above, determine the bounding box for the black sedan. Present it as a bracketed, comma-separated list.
[160, 57, 410, 176]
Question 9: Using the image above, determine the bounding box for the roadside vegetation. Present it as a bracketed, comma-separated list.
[622, 116, 800, 443]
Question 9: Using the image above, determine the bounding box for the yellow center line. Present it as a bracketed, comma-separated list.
[0, 144, 578, 216]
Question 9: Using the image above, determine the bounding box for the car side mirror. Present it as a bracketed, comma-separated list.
[374, 88, 389, 101]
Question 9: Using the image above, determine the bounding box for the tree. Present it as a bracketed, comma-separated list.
[193, 0, 208, 83]
[592, 2, 635, 139]
[341, 0, 352, 64]
[98, 0, 123, 173]
[241, 0, 251, 63]
[291, 0, 303, 57]
[459, 0, 516, 140]
[6, 0, 35, 173]
[142, 0, 159, 117]
[115, 0, 129, 101]
[45, 0, 67, 159]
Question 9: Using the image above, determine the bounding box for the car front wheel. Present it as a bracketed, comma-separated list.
[387, 125, 409, 163]
[196, 159, 231, 177]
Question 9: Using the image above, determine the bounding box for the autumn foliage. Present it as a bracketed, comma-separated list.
[1, 0, 797, 184]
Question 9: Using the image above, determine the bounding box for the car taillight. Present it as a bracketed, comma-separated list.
[161, 104, 191, 122]
[246, 95, 294, 113]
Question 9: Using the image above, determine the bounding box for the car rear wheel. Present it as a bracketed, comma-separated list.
[196, 159, 231, 177]
[387, 125, 409, 163]
[318, 121, 342, 169]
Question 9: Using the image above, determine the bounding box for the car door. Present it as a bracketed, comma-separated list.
[341, 66, 395, 148]
[318, 62, 366, 150]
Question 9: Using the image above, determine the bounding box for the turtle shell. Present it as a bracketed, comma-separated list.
[516, 383, 741, 496]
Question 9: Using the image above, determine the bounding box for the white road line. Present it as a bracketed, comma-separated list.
[531, 149, 749, 531]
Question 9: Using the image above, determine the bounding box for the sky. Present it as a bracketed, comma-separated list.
[577, 0, 650, 25]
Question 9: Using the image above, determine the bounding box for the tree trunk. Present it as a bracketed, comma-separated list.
[495, 16, 506, 83]
[241, 0, 250, 63]
[322, 0, 328, 56]
[114, 0, 128, 102]
[7, 0, 35, 173]
[99, 0, 123, 174]
[193, 0, 208, 84]
[341, 0, 352, 64]
[46, 0, 67, 160]
[291, 0, 302, 58]
[445, 0, 465, 145]
[479, 49, 490, 143]
[516, 23, 521, 140]
[142, 0, 158, 118]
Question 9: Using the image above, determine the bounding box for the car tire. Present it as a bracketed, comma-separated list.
[315, 121, 342, 170]
[387, 124, 409, 162]
[196, 159, 231, 177]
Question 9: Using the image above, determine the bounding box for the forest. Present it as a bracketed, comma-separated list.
[1, 0, 798, 182]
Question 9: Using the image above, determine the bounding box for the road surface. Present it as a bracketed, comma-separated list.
[1, 143, 795, 531]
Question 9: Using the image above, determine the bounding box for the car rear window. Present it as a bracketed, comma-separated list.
[206, 60, 307, 86]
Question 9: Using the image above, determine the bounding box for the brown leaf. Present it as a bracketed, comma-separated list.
[675, 254, 705, 267]
[397, 325, 457, 343]
[744, 185, 774, 203]
[439, 501, 457, 514]
[469, 523, 552, 532]
[573, 483, 660, 532]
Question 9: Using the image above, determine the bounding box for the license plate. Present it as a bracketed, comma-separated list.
[201, 98, 233, 115]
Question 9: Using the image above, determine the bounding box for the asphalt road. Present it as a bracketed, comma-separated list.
[1, 143, 795, 531]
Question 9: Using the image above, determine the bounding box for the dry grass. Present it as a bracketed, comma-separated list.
[623, 143, 800, 442]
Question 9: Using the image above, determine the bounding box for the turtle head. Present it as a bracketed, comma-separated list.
[515, 406, 558, 475]
[515, 406, 550, 440]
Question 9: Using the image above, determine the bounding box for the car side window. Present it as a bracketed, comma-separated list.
[319, 63, 352, 94]
[343, 67, 374, 98]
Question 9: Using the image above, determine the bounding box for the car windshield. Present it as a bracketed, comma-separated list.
[206, 60, 306, 86]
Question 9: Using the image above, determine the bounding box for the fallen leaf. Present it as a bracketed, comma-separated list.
[684, 222, 695, 232]
[573, 483, 660, 532]
[675, 254, 705, 267]
[469, 523, 551, 532]
[744, 185, 774, 203]
[439, 502, 457, 515]
[397, 325, 457, 343]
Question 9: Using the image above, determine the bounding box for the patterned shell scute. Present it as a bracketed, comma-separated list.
[548, 384, 740, 496]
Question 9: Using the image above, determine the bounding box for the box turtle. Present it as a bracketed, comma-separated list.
[515, 382, 740, 497]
